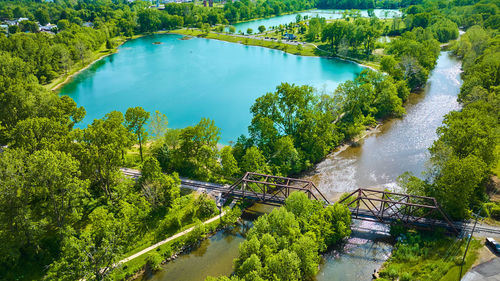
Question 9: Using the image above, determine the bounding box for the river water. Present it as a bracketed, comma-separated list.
[59, 34, 363, 143]
[142, 52, 462, 281]
[59, 20, 461, 279]
[307, 51, 462, 200]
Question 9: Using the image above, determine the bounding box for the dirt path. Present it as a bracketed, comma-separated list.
[116, 209, 228, 265]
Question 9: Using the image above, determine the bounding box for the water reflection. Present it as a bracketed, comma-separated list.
[317, 220, 393, 281]
[140, 223, 247, 281]
[143, 51, 462, 281]
[307, 52, 462, 197]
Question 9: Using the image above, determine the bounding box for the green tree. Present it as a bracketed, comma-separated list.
[258, 25, 266, 33]
[140, 157, 180, 207]
[73, 111, 133, 198]
[47, 207, 124, 281]
[137, 9, 161, 32]
[34, 8, 50, 26]
[220, 146, 240, 179]
[266, 249, 301, 281]
[241, 146, 269, 174]
[170, 118, 221, 181]
[431, 155, 488, 219]
[434, 102, 497, 166]
[148, 110, 169, 141]
[321, 20, 349, 51]
[0, 149, 87, 272]
[247, 28, 253, 35]
[125, 107, 150, 162]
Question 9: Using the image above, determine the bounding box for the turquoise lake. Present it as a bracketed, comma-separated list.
[233, 9, 401, 34]
[60, 34, 364, 142]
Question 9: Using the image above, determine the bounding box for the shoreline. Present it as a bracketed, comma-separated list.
[170, 28, 380, 69]
[49, 27, 380, 92]
[50, 50, 117, 92]
[48, 32, 171, 92]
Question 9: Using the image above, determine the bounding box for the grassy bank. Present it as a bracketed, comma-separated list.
[170, 28, 382, 69]
[111, 205, 240, 281]
[46, 37, 124, 91]
[170, 28, 321, 56]
[378, 229, 481, 281]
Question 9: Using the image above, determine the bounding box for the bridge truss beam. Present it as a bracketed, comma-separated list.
[222, 172, 330, 205]
[338, 188, 458, 234]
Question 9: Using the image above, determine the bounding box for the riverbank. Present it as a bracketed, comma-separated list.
[111, 204, 239, 281]
[376, 230, 481, 281]
[170, 28, 319, 56]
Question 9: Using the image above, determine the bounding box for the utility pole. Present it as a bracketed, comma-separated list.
[459, 213, 479, 280]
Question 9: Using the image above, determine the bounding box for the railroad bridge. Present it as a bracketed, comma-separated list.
[121, 169, 459, 234]
[218, 172, 458, 234]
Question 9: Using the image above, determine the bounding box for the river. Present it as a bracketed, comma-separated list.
[59, 18, 462, 279]
[306, 51, 462, 200]
[232, 9, 402, 34]
[140, 51, 462, 281]
[59, 34, 363, 143]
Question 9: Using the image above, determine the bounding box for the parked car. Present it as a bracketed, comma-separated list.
[486, 237, 500, 254]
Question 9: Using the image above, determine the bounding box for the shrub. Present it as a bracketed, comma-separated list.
[146, 252, 163, 271]
[185, 223, 206, 245]
[380, 267, 399, 280]
[161, 245, 173, 258]
[490, 205, 500, 220]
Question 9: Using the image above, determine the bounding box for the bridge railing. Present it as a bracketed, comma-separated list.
[223, 172, 330, 204]
[338, 188, 458, 234]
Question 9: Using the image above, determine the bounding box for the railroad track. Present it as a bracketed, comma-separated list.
[120, 168, 500, 236]
[467, 225, 500, 235]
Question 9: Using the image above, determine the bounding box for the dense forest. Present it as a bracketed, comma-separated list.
[0, 0, 498, 280]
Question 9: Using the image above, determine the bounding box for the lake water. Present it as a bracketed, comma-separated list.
[142, 51, 462, 281]
[60, 34, 364, 142]
[233, 9, 402, 34]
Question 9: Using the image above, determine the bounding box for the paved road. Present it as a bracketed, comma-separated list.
[462, 257, 500, 281]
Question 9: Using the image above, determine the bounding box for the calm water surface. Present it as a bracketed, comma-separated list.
[306, 52, 462, 199]
[143, 52, 461, 281]
[59, 34, 363, 142]
[233, 9, 402, 34]
[139, 225, 246, 281]
[68, 34, 460, 279]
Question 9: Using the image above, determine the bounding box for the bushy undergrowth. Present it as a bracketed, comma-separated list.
[379, 227, 481, 281]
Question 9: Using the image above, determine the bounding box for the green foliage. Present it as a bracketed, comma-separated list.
[430, 18, 459, 43]
[0, 149, 87, 273]
[165, 118, 221, 181]
[240, 146, 270, 174]
[139, 157, 180, 208]
[1, 0, 498, 279]
[146, 252, 163, 271]
[223, 194, 351, 281]
[380, 229, 481, 281]
[417, 24, 500, 220]
[125, 107, 150, 162]
[155, 194, 217, 239]
[47, 207, 125, 280]
[220, 146, 241, 179]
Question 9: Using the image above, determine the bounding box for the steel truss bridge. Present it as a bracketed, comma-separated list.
[122, 169, 496, 235]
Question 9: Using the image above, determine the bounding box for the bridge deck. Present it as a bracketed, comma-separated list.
[121, 169, 500, 235]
